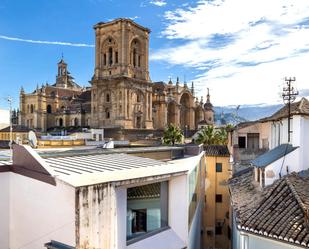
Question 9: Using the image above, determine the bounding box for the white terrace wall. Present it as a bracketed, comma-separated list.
[9, 175, 75, 249]
[0, 172, 9, 249]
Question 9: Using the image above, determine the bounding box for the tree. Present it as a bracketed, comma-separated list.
[196, 125, 229, 145]
[196, 125, 216, 145]
[163, 124, 183, 145]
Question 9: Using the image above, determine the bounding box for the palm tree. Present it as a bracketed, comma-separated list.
[215, 127, 228, 145]
[196, 125, 216, 145]
[163, 124, 183, 145]
[196, 125, 229, 145]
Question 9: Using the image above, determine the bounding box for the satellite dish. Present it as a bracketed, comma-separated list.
[28, 131, 38, 148]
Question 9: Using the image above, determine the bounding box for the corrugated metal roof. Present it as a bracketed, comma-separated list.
[127, 182, 160, 200]
[43, 152, 203, 187]
[251, 144, 298, 168]
[45, 153, 163, 176]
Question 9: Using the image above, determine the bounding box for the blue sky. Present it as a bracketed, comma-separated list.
[1, 0, 309, 108]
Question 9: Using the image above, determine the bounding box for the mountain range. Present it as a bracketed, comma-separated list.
[214, 103, 283, 125]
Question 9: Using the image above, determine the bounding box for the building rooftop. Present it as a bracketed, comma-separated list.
[251, 144, 298, 168]
[260, 97, 309, 122]
[230, 169, 309, 247]
[204, 145, 230, 157]
[38, 146, 184, 159]
[11, 145, 202, 187]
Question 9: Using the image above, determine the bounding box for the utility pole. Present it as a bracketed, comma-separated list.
[282, 77, 298, 143]
[7, 96, 13, 160]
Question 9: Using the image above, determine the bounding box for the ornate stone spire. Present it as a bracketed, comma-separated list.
[204, 88, 213, 110]
[20, 86, 24, 94]
[191, 81, 194, 95]
[168, 77, 173, 85]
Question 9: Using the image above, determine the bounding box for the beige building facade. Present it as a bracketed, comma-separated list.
[20, 18, 214, 133]
[203, 145, 231, 249]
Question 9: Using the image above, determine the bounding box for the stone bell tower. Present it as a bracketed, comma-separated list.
[93, 18, 150, 80]
[91, 19, 153, 129]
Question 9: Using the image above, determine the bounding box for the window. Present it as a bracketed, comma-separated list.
[138, 55, 141, 67]
[133, 48, 136, 67]
[115, 52, 118, 63]
[106, 93, 110, 102]
[47, 105, 52, 114]
[238, 136, 246, 148]
[216, 194, 222, 203]
[109, 47, 113, 65]
[216, 163, 222, 172]
[215, 226, 222, 235]
[131, 209, 147, 233]
[103, 54, 106, 66]
[127, 182, 168, 241]
[105, 109, 110, 119]
[30, 104, 34, 113]
[247, 133, 259, 149]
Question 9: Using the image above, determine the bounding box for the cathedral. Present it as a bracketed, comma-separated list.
[19, 18, 214, 133]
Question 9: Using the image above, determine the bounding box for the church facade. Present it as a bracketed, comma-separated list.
[19, 18, 214, 132]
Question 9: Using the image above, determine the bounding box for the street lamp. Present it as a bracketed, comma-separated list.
[7, 96, 13, 161]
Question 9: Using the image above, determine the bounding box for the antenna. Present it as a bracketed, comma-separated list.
[282, 77, 298, 143]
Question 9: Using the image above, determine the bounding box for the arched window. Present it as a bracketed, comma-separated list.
[74, 118, 79, 127]
[105, 108, 110, 119]
[137, 93, 141, 102]
[104, 54, 106, 66]
[115, 51, 118, 64]
[106, 93, 110, 102]
[133, 48, 136, 67]
[47, 105, 52, 114]
[109, 47, 113, 65]
[30, 104, 34, 113]
[59, 118, 63, 127]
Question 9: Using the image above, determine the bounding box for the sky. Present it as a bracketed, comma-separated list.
[0, 0, 309, 109]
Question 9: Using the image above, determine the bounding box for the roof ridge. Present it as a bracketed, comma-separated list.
[284, 175, 309, 227]
[298, 97, 308, 113]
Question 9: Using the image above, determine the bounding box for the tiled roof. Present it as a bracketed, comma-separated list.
[204, 145, 230, 157]
[251, 144, 298, 168]
[127, 182, 160, 200]
[230, 170, 309, 247]
[261, 97, 309, 122]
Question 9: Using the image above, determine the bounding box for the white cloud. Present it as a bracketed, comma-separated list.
[0, 35, 94, 47]
[151, 0, 309, 105]
[150, 0, 167, 7]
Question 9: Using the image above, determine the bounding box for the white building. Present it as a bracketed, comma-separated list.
[0, 109, 9, 130]
[252, 97, 309, 187]
[229, 97, 309, 249]
[0, 144, 205, 249]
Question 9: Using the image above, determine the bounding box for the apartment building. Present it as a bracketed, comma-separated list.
[0, 144, 205, 249]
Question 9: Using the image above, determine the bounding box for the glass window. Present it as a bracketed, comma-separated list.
[127, 182, 168, 241]
[238, 136, 246, 148]
[216, 163, 222, 172]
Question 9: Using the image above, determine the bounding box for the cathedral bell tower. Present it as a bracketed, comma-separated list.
[92, 18, 150, 81]
[90, 19, 153, 130]
[56, 58, 68, 88]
